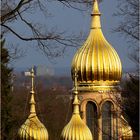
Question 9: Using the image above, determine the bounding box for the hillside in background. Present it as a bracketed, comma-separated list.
[14, 65, 137, 77]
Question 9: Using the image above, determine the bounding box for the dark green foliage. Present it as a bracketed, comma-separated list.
[121, 74, 139, 136]
[1, 39, 13, 140]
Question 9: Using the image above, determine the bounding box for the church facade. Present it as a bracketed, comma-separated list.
[71, 0, 132, 139]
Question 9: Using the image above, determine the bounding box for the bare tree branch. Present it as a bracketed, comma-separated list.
[1, 24, 59, 41]
[114, 0, 139, 43]
[1, 0, 91, 57]
[1, 0, 33, 23]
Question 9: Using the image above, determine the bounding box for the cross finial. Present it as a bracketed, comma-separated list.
[72, 68, 80, 114]
[74, 68, 78, 91]
[29, 66, 36, 116]
[31, 66, 35, 92]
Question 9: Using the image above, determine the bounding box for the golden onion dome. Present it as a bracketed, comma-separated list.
[120, 116, 133, 139]
[60, 71, 93, 140]
[18, 68, 48, 140]
[18, 115, 48, 140]
[71, 0, 122, 91]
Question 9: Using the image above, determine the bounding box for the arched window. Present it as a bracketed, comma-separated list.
[86, 101, 98, 140]
[102, 101, 113, 140]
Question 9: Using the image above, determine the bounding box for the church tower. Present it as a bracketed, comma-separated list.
[71, 0, 132, 139]
[60, 70, 92, 140]
[17, 67, 49, 140]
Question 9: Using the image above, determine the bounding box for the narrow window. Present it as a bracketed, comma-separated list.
[102, 101, 113, 140]
[86, 101, 98, 140]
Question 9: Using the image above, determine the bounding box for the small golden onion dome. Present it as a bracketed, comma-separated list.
[17, 68, 48, 140]
[18, 115, 48, 140]
[60, 71, 93, 140]
[71, 0, 122, 91]
[120, 116, 133, 139]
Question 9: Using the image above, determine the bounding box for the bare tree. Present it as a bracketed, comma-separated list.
[114, 0, 139, 66]
[0, 0, 104, 58]
[113, 0, 139, 137]
[0, 0, 96, 58]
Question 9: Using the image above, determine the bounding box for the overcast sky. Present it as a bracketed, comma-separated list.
[7, 0, 136, 72]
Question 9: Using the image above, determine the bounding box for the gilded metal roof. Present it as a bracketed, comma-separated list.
[60, 70, 92, 140]
[18, 115, 48, 140]
[120, 116, 133, 139]
[18, 68, 48, 140]
[71, 0, 122, 90]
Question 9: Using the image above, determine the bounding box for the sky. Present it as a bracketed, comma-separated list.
[6, 0, 136, 73]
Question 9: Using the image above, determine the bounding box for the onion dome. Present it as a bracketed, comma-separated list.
[18, 68, 48, 140]
[60, 70, 93, 140]
[71, 0, 122, 91]
[120, 116, 133, 139]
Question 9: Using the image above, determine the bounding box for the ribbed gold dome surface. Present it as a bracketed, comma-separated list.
[60, 114, 92, 140]
[60, 71, 92, 140]
[121, 116, 133, 139]
[18, 68, 48, 140]
[18, 114, 48, 140]
[71, 0, 122, 90]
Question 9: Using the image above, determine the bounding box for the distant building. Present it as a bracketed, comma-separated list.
[34, 65, 54, 76]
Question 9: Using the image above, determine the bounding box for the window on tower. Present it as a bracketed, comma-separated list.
[102, 101, 113, 140]
[86, 101, 98, 140]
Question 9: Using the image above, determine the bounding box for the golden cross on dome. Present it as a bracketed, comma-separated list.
[29, 66, 36, 115]
[74, 68, 78, 91]
[73, 68, 80, 114]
